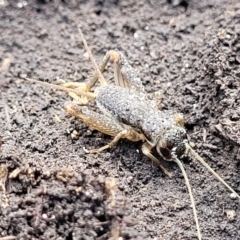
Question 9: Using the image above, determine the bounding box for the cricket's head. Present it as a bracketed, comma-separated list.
[156, 126, 188, 161]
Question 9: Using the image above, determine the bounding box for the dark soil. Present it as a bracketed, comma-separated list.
[1, 0, 240, 239]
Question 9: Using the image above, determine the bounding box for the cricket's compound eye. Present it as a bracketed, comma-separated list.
[156, 126, 188, 161]
[174, 139, 188, 157]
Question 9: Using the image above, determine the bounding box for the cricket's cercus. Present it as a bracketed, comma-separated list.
[25, 27, 240, 240]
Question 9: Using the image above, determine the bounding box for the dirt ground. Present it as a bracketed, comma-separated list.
[0, 0, 240, 239]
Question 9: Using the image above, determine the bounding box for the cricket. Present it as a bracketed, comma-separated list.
[24, 27, 240, 240]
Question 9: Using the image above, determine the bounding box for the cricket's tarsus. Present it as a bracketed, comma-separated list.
[23, 27, 239, 240]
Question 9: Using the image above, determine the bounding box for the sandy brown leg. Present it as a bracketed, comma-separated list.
[66, 103, 171, 177]
[174, 113, 185, 127]
[65, 102, 145, 152]
[65, 102, 124, 136]
[61, 82, 90, 105]
[60, 29, 116, 104]
[77, 29, 146, 98]
[84, 51, 111, 89]
[76, 46, 145, 92]
[63, 49, 129, 96]
[90, 130, 129, 154]
[62, 51, 112, 105]
[90, 128, 145, 154]
[142, 142, 172, 177]
[25, 30, 109, 104]
[79, 28, 145, 92]
[107, 50, 145, 92]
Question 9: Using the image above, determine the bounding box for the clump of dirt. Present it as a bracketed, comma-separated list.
[0, 163, 143, 239]
[0, 0, 240, 239]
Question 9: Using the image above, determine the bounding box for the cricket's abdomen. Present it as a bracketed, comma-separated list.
[96, 85, 175, 146]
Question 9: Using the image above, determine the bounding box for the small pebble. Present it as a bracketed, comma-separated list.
[127, 176, 133, 183]
[83, 146, 89, 153]
[71, 130, 79, 140]
[230, 193, 237, 199]
[83, 51, 90, 60]
[17, 2, 23, 8]
[226, 210, 235, 220]
[134, 32, 139, 39]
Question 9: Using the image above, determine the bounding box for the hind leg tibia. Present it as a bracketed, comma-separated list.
[107, 50, 145, 92]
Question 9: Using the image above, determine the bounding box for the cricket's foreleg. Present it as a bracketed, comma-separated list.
[142, 142, 172, 178]
[65, 102, 144, 152]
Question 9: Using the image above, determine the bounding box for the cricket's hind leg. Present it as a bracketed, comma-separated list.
[78, 27, 144, 92]
[65, 101, 143, 148]
[61, 81, 90, 105]
[107, 50, 145, 92]
[62, 29, 121, 104]
[62, 51, 110, 105]
[65, 102, 171, 176]
[61, 28, 111, 105]
[68, 28, 144, 105]
[64, 102, 125, 137]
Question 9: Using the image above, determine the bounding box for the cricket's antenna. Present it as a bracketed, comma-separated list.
[188, 145, 240, 200]
[172, 155, 202, 240]
[77, 27, 107, 86]
[24, 78, 96, 99]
